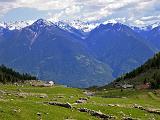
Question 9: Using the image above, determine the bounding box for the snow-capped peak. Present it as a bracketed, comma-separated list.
[49, 19, 99, 32]
[68, 20, 99, 32]
[55, 21, 73, 32]
[0, 22, 6, 28]
[1, 19, 159, 33]
[0, 19, 118, 32]
[149, 22, 160, 29]
[131, 22, 160, 31]
[103, 19, 118, 25]
[33, 19, 53, 26]
[0, 21, 34, 30]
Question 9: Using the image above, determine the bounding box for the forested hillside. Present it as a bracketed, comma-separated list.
[113, 52, 160, 89]
[0, 65, 37, 84]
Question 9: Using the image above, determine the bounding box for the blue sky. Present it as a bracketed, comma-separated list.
[0, 0, 160, 26]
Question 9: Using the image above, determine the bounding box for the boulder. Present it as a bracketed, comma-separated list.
[79, 98, 88, 101]
[76, 97, 88, 104]
[39, 95, 48, 98]
[76, 100, 86, 103]
[37, 112, 41, 116]
[0, 90, 5, 94]
[13, 109, 21, 113]
[69, 96, 74, 98]
[46, 102, 72, 109]
[78, 108, 115, 119]
[133, 104, 160, 115]
[123, 117, 138, 120]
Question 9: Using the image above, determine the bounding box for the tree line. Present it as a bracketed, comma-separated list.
[115, 53, 160, 89]
[0, 64, 37, 84]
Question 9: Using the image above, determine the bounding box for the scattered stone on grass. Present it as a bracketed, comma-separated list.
[75, 97, 88, 104]
[133, 104, 160, 115]
[37, 112, 42, 120]
[13, 109, 21, 113]
[40, 95, 48, 98]
[83, 91, 95, 96]
[108, 104, 120, 107]
[70, 96, 74, 98]
[122, 97, 127, 99]
[8, 94, 12, 96]
[57, 96, 65, 98]
[79, 97, 88, 101]
[122, 117, 139, 120]
[45, 102, 72, 109]
[45, 113, 49, 115]
[17, 89, 22, 92]
[119, 111, 126, 116]
[52, 98, 58, 101]
[37, 112, 42, 116]
[0, 90, 5, 94]
[146, 108, 160, 115]
[133, 104, 145, 110]
[76, 100, 86, 103]
[78, 108, 115, 119]
[17, 93, 27, 98]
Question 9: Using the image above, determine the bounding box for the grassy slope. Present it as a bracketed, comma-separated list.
[0, 85, 160, 120]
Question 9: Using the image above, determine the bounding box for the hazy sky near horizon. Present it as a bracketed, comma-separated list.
[0, 0, 160, 26]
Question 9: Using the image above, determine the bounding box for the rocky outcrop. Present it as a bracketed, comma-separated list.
[0, 90, 6, 95]
[83, 91, 95, 96]
[45, 102, 72, 109]
[78, 108, 115, 119]
[133, 104, 160, 115]
[76, 97, 88, 103]
[122, 117, 139, 120]
[145, 108, 160, 115]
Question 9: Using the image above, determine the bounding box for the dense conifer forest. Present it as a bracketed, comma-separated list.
[114, 53, 160, 89]
[0, 65, 37, 84]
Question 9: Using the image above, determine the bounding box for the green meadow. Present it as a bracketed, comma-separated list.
[0, 85, 160, 120]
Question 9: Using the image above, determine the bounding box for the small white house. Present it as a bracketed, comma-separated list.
[122, 84, 133, 89]
[48, 81, 55, 86]
[41, 81, 55, 87]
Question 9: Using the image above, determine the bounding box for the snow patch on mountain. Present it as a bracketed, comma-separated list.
[131, 22, 160, 31]
[55, 21, 75, 33]
[103, 19, 118, 25]
[51, 20, 99, 32]
[68, 20, 99, 32]
[0, 21, 34, 30]
[150, 22, 160, 29]
[0, 19, 160, 33]
[32, 19, 53, 27]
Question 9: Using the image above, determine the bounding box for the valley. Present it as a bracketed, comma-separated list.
[1, 50, 160, 119]
[0, 1, 160, 120]
[0, 19, 159, 87]
[0, 84, 160, 120]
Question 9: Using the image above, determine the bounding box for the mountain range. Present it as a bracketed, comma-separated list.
[0, 19, 159, 88]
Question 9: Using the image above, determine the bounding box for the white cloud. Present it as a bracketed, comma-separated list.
[0, 0, 160, 26]
[132, 15, 160, 26]
[65, 5, 82, 15]
[141, 15, 160, 21]
[134, 20, 145, 26]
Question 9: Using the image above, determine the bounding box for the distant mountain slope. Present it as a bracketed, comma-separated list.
[0, 65, 37, 84]
[132, 24, 160, 51]
[0, 19, 113, 88]
[112, 52, 160, 89]
[144, 26, 160, 50]
[86, 23, 155, 77]
[0, 19, 159, 88]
